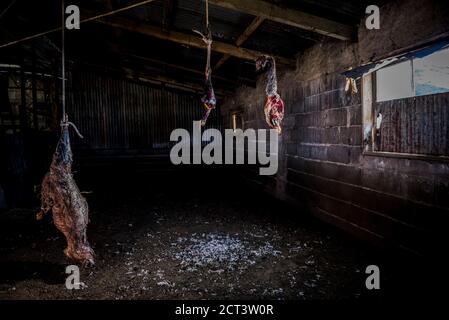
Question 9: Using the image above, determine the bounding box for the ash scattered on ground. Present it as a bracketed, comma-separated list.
[173, 233, 281, 272]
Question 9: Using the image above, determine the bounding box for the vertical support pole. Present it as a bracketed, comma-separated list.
[32, 45, 38, 130]
[61, 0, 66, 118]
[52, 59, 60, 132]
[19, 61, 27, 131]
[19, 56, 30, 204]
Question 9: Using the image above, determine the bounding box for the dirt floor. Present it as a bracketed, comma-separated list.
[0, 168, 431, 300]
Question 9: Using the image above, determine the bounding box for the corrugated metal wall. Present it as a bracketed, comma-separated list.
[375, 92, 449, 155]
[67, 70, 221, 155]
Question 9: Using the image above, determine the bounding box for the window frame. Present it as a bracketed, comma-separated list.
[361, 68, 449, 162]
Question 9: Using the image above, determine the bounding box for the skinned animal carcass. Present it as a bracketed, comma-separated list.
[256, 55, 285, 134]
[37, 116, 94, 265]
[200, 67, 216, 127]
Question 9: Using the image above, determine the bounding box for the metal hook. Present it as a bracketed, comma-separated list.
[60, 114, 84, 139]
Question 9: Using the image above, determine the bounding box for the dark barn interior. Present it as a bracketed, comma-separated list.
[0, 0, 448, 301]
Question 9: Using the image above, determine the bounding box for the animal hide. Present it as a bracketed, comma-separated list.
[200, 68, 216, 127]
[37, 118, 94, 265]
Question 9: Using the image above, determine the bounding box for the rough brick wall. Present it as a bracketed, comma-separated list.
[221, 0, 449, 256]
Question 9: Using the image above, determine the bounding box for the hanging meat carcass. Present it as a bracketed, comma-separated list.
[256, 55, 285, 134]
[194, 27, 216, 127]
[37, 115, 94, 266]
[194, 0, 216, 127]
[200, 64, 216, 127]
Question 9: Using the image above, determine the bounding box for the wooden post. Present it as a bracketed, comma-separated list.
[19, 61, 27, 131]
[54, 59, 61, 130]
[362, 74, 374, 152]
[32, 46, 38, 130]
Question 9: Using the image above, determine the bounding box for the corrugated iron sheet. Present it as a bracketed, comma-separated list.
[375, 92, 449, 155]
[67, 70, 221, 154]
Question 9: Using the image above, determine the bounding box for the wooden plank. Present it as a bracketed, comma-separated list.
[80, 61, 231, 96]
[71, 36, 255, 87]
[215, 16, 265, 70]
[162, 0, 177, 32]
[0, 0, 17, 19]
[208, 0, 355, 40]
[19, 63, 27, 129]
[122, 53, 253, 85]
[31, 48, 38, 130]
[362, 74, 374, 151]
[96, 15, 295, 65]
[121, 67, 231, 96]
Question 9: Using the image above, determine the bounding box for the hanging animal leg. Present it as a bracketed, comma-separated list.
[37, 173, 53, 220]
[201, 68, 216, 126]
[255, 55, 285, 134]
[199, 35, 216, 127]
[201, 106, 213, 127]
[264, 94, 285, 134]
[52, 194, 94, 266]
[264, 98, 273, 128]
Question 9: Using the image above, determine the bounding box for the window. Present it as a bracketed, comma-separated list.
[376, 46, 449, 102]
[376, 60, 413, 101]
[362, 44, 449, 158]
[0, 69, 57, 132]
[414, 47, 449, 96]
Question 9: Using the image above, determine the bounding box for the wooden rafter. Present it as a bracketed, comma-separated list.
[124, 53, 254, 86]
[84, 61, 231, 96]
[162, 0, 177, 32]
[214, 16, 265, 70]
[121, 67, 231, 96]
[208, 0, 355, 41]
[0, 0, 17, 19]
[95, 15, 295, 65]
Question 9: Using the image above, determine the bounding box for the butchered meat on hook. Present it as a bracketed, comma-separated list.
[256, 55, 285, 134]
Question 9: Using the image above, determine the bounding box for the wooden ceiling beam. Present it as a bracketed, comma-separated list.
[83, 61, 231, 96]
[123, 53, 254, 86]
[214, 16, 265, 71]
[121, 67, 231, 96]
[162, 0, 177, 32]
[0, 0, 17, 20]
[94, 15, 295, 65]
[208, 0, 355, 41]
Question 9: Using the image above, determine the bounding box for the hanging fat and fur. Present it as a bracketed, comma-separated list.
[256, 55, 285, 134]
[37, 115, 94, 266]
[200, 66, 216, 126]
